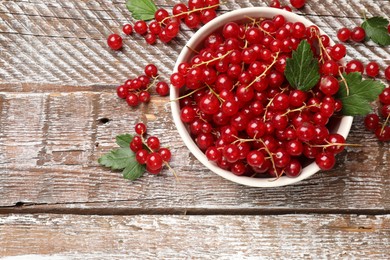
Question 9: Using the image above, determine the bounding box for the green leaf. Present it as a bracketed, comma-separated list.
[116, 134, 133, 148]
[126, 0, 157, 21]
[337, 72, 386, 116]
[122, 161, 146, 180]
[361, 16, 390, 46]
[98, 148, 134, 170]
[284, 40, 320, 91]
[98, 133, 146, 181]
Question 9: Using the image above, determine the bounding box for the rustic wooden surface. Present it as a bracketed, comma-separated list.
[0, 0, 389, 258]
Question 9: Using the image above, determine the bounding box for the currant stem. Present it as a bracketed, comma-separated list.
[170, 86, 207, 102]
[145, 76, 160, 91]
[164, 161, 179, 179]
[246, 51, 280, 91]
[309, 142, 362, 148]
[380, 113, 390, 135]
[193, 50, 233, 68]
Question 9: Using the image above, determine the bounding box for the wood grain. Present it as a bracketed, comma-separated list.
[0, 0, 389, 213]
[1, 214, 389, 258]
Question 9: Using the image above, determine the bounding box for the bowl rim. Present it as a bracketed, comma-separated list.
[170, 7, 353, 187]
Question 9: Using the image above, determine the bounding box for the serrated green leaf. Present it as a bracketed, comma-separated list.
[284, 40, 320, 91]
[98, 148, 134, 170]
[365, 16, 389, 28]
[116, 134, 133, 148]
[337, 72, 386, 116]
[361, 17, 390, 46]
[122, 161, 146, 180]
[126, 0, 157, 21]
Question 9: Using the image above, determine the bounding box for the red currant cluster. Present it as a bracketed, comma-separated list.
[172, 16, 352, 178]
[116, 64, 169, 107]
[344, 60, 384, 78]
[337, 27, 366, 43]
[269, 0, 306, 11]
[364, 87, 390, 141]
[107, 0, 220, 48]
[130, 123, 172, 174]
[136, 0, 220, 45]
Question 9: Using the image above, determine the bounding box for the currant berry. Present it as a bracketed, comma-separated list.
[325, 134, 345, 154]
[246, 150, 265, 167]
[156, 81, 170, 96]
[116, 85, 128, 99]
[364, 114, 380, 132]
[146, 152, 163, 171]
[231, 161, 247, 176]
[134, 20, 148, 35]
[290, 0, 305, 9]
[144, 64, 158, 77]
[107, 34, 122, 50]
[139, 91, 151, 103]
[321, 60, 339, 76]
[319, 75, 339, 96]
[130, 136, 143, 152]
[381, 104, 390, 118]
[315, 152, 336, 170]
[158, 148, 172, 162]
[147, 136, 160, 150]
[296, 122, 316, 142]
[223, 144, 240, 163]
[136, 149, 149, 164]
[337, 27, 351, 42]
[170, 72, 186, 88]
[145, 33, 157, 45]
[173, 3, 189, 20]
[123, 24, 133, 35]
[330, 44, 347, 61]
[206, 146, 222, 161]
[135, 122, 147, 135]
[285, 159, 302, 177]
[350, 26, 366, 42]
[196, 133, 214, 151]
[346, 60, 364, 74]
[386, 66, 390, 81]
[185, 13, 201, 29]
[126, 93, 139, 107]
[375, 126, 390, 142]
[154, 8, 169, 23]
[379, 88, 390, 105]
[365, 61, 379, 78]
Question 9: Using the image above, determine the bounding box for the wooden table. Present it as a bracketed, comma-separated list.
[0, 0, 389, 258]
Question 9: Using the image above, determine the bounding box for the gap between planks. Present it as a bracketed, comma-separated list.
[0, 203, 389, 216]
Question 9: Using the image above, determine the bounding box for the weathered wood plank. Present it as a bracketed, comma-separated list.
[0, 214, 389, 258]
[0, 92, 388, 211]
[0, 0, 389, 212]
[0, 0, 389, 86]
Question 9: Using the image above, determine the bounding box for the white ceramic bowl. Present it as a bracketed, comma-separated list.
[171, 7, 353, 187]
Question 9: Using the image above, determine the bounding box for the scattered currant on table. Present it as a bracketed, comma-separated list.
[116, 64, 169, 107]
[364, 86, 390, 142]
[107, 34, 123, 50]
[98, 123, 174, 180]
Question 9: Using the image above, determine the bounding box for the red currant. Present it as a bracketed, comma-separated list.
[147, 136, 160, 150]
[290, 0, 305, 9]
[386, 66, 390, 81]
[107, 34, 122, 50]
[315, 152, 336, 170]
[365, 61, 380, 78]
[379, 88, 390, 105]
[146, 152, 163, 171]
[159, 148, 172, 162]
[135, 123, 147, 135]
[345, 60, 364, 74]
[123, 24, 133, 35]
[330, 44, 346, 61]
[134, 20, 148, 35]
[350, 26, 365, 42]
[364, 114, 380, 131]
[145, 64, 158, 77]
[337, 27, 351, 42]
[156, 81, 170, 96]
[126, 93, 139, 107]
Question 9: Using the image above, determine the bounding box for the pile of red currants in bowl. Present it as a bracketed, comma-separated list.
[171, 14, 360, 179]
